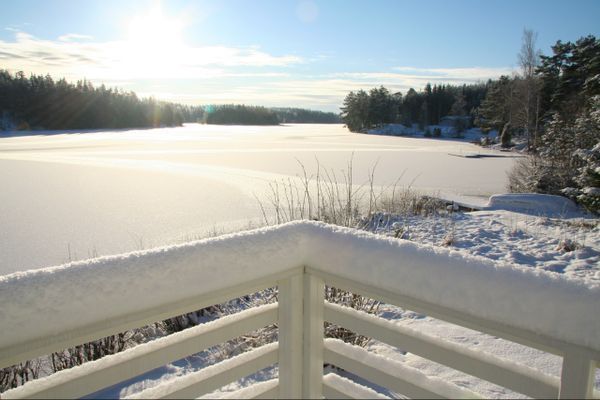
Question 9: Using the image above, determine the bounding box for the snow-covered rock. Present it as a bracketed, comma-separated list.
[485, 193, 582, 217]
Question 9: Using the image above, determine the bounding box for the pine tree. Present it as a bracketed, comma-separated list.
[478, 75, 514, 133]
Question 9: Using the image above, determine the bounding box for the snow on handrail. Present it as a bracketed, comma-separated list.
[1, 221, 599, 398]
[1, 220, 599, 358]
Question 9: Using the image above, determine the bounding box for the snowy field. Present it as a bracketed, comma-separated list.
[2, 123, 599, 398]
[0, 123, 518, 274]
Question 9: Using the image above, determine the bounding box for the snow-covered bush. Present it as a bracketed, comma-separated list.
[567, 142, 600, 214]
[507, 155, 557, 193]
[508, 96, 600, 212]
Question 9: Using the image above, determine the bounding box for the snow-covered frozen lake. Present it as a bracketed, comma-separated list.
[0, 123, 517, 274]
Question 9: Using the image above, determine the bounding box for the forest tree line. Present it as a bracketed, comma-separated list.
[272, 107, 341, 123]
[191, 105, 341, 125]
[204, 104, 279, 125]
[341, 32, 599, 213]
[0, 70, 340, 130]
[341, 83, 487, 133]
[0, 70, 206, 130]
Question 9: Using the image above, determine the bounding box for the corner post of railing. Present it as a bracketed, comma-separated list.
[277, 271, 304, 398]
[558, 351, 595, 399]
[303, 270, 325, 399]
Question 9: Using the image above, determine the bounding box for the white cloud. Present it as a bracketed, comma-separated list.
[153, 66, 513, 111]
[392, 66, 514, 79]
[136, 78, 371, 112]
[58, 33, 94, 42]
[0, 30, 513, 112]
[321, 67, 513, 97]
[0, 31, 303, 81]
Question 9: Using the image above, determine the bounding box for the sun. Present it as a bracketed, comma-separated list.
[128, 7, 183, 50]
[120, 6, 186, 77]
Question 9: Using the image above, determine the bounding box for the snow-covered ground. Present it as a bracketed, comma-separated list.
[359, 198, 599, 397]
[367, 123, 499, 144]
[101, 196, 600, 398]
[155, 207, 600, 398]
[0, 123, 518, 274]
[361, 209, 600, 283]
[100, 207, 598, 398]
[2, 124, 598, 398]
[3, 205, 598, 398]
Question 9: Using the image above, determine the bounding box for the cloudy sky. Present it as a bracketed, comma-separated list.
[1, 0, 599, 111]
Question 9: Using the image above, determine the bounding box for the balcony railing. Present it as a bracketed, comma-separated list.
[0, 221, 598, 399]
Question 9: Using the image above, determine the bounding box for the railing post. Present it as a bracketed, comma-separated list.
[559, 352, 595, 399]
[277, 273, 303, 398]
[303, 272, 325, 399]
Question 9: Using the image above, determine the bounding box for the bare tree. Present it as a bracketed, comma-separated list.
[518, 29, 541, 79]
[517, 28, 542, 150]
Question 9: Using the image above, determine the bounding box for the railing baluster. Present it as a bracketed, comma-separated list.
[277, 273, 304, 398]
[559, 352, 595, 399]
[303, 272, 325, 399]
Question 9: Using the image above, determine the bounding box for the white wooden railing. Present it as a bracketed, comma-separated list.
[1, 221, 598, 399]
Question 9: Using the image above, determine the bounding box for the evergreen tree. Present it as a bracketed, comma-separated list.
[478, 75, 514, 133]
[450, 91, 467, 116]
[537, 35, 600, 122]
[341, 83, 487, 132]
[0, 70, 204, 131]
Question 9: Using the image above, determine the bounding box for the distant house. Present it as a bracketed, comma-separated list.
[439, 115, 471, 128]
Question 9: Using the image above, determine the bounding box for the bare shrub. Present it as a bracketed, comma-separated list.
[50, 332, 137, 373]
[0, 360, 41, 392]
[555, 239, 582, 253]
[324, 287, 380, 347]
[255, 157, 445, 347]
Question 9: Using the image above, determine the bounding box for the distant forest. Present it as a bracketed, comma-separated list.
[272, 107, 341, 123]
[0, 70, 340, 130]
[204, 105, 279, 125]
[203, 105, 341, 125]
[341, 83, 487, 133]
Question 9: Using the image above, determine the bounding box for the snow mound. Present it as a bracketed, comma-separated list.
[486, 193, 583, 217]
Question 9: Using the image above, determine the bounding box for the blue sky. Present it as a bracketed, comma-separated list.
[1, 0, 599, 111]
